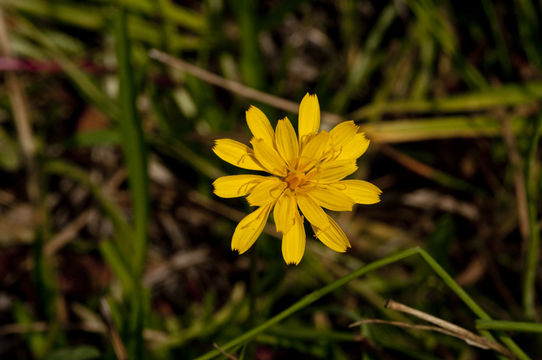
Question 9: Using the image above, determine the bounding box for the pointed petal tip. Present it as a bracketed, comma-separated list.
[286, 260, 301, 266]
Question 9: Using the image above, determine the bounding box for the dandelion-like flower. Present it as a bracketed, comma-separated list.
[212, 93, 381, 265]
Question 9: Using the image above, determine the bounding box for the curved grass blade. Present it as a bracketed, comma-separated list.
[195, 247, 529, 360]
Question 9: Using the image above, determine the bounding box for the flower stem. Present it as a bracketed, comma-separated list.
[247, 241, 259, 358]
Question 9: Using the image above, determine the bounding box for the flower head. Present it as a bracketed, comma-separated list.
[213, 93, 381, 265]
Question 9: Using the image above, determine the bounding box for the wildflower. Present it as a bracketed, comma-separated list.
[212, 93, 381, 265]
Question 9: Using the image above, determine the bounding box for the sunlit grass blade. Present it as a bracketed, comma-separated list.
[6, 0, 203, 51]
[349, 81, 542, 119]
[115, 0, 205, 32]
[2, 0, 204, 32]
[360, 116, 527, 143]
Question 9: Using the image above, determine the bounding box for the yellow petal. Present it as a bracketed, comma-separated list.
[281, 211, 306, 265]
[334, 180, 382, 204]
[231, 204, 273, 254]
[311, 216, 351, 252]
[298, 93, 320, 146]
[251, 138, 287, 176]
[296, 193, 329, 230]
[329, 120, 358, 144]
[273, 189, 297, 233]
[310, 159, 358, 183]
[246, 177, 285, 206]
[329, 121, 358, 156]
[336, 132, 369, 160]
[213, 139, 264, 171]
[298, 131, 330, 171]
[213, 175, 267, 198]
[308, 185, 355, 211]
[275, 117, 299, 166]
[246, 106, 275, 146]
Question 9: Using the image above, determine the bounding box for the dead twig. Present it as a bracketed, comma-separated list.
[356, 299, 514, 358]
[148, 49, 344, 124]
[44, 209, 94, 257]
[212, 343, 238, 360]
[378, 143, 439, 178]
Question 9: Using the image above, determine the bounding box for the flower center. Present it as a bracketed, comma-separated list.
[284, 170, 306, 190]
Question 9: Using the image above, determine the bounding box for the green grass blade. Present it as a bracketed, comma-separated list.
[7, 0, 202, 51]
[522, 109, 542, 319]
[481, 0, 512, 76]
[194, 246, 529, 360]
[114, 0, 205, 31]
[235, 0, 264, 89]
[407, 0, 487, 89]
[2, 0, 204, 32]
[349, 81, 542, 119]
[476, 320, 542, 333]
[114, 8, 148, 360]
[193, 247, 421, 360]
[360, 116, 527, 143]
[114, 7, 149, 276]
[331, 3, 396, 113]
[2, 0, 104, 29]
[514, 0, 542, 68]
[99, 239, 136, 294]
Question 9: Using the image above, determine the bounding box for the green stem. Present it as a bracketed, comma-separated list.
[246, 242, 258, 358]
[523, 109, 542, 319]
[194, 247, 529, 360]
[477, 320, 542, 333]
[115, 7, 149, 360]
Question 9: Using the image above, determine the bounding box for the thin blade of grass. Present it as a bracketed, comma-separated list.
[114, 8, 149, 360]
[6, 0, 202, 51]
[2, 0, 204, 32]
[481, 0, 512, 76]
[361, 116, 527, 143]
[406, 0, 487, 89]
[514, 0, 542, 68]
[330, 3, 396, 113]
[99, 239, 136, 295]
[348, 81, 542, 119]
[476, 320, 542, 333]
[114, 6, 149, 277]
[522, 109, 542, 319]
[194, 247, 529, 360]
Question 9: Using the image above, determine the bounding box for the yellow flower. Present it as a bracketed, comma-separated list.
[212, 93, 381, 265]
